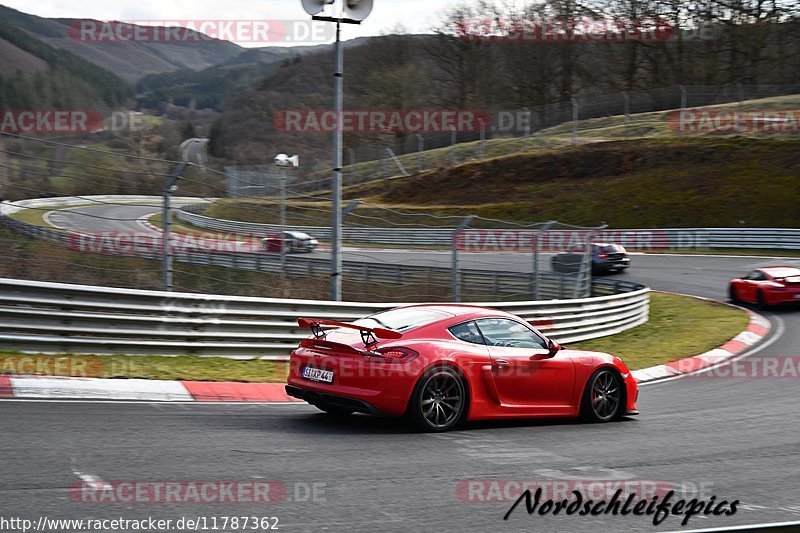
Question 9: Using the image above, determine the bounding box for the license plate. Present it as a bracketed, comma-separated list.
[302, 367, 334, 383]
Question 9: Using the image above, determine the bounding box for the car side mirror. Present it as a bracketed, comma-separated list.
[546, 340, 561, 358]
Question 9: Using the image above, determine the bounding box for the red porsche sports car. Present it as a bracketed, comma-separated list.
[729, 266, 800, 307]
[285, 305, 639, 432]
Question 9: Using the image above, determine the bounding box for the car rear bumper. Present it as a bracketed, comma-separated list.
[594, 258, 631, 271]
[767, 292, 800, 305]
[286, 385, 385, 415]
[287, 350, 420, 417]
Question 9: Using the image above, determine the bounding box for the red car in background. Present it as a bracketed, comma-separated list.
[285, 305, 639, 432]
[729, 266, 800, 307]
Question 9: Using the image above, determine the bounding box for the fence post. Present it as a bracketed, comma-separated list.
[415, 134, 424, 172]
[452, 215, 475, 302]
[534, 221, 554, 300]
[622, 91, 630, 136]
[679, 84, 687, 111]
[571, 98, 579, 144]
[347, 148, 356, 186]
[478, 120, 486, 160]
[737, 82, 745, 109]
[450, 126, 457, 167]
[162, 162, 187, 292]
[524, 107, 531, 150]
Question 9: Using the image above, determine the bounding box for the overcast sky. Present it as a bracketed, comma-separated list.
[2, 0, 455, 46]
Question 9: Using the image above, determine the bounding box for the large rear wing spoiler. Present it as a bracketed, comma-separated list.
[297, 318, 402, 346]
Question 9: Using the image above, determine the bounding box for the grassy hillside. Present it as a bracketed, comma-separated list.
[0, 5, 243, 83]
[0, 19, 132, 108]
[205, 136, 800, 228]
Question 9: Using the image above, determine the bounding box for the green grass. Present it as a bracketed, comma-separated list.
[572, 292, 749, 370]
[7, 207, 52, 227]
[302, 93, 800, 184]
[204, 136, 800, 229]
[0, 353, 288, 382]
[0, 293, 749, 381]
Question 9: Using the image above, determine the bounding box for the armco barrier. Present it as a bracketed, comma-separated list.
[0, 199, 591, 300]
[0, 278, 649, 358]
[177, 204, 800, 250]
[6, 197, 800, 251]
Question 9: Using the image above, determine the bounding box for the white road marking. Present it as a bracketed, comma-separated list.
[662, 519, 800, 532]
[0, 398, 310, 406]
[70, 457, 109, 490]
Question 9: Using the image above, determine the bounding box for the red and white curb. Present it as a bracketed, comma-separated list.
[0, 375, 300, 402]
[631, 310, 771, 383]
[0, 307, 770, 401]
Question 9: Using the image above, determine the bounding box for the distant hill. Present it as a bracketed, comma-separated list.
[0, 19, 131, 109]
[0, 5, 243, 82]
[0, 5, 364, 114]
[135, 39, 369, 112]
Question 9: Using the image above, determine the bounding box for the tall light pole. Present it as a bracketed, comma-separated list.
[301, 0, 373, 301]
[274, 154, 299, 277]
[162, 138, 207, 292]
[162, 162, 186, 292]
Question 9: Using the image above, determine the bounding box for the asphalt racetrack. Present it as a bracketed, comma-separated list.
[1, 203, 799, 531]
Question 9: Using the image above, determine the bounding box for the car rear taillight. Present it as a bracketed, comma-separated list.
[598, 253, 608, 259]
[363, 347, 419, 364]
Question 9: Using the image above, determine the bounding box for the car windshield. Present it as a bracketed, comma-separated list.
[601, 244, 625, 253]
[353, 308, 450, 331]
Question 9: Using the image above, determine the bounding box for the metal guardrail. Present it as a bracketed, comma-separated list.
[0, 277, 649, 358]
[0, 206, 590, 301]
[177, 205, 800, 250]
[177, 204, 452, 246]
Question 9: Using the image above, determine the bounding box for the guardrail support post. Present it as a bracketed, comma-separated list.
[162, 162, 187, 292]
[534, 221, 555, 300]
[452, 215, 475, 302]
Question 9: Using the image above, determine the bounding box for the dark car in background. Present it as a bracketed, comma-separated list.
[551, 243, 631, 274]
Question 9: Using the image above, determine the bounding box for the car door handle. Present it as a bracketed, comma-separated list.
[494, 359, 510, 367]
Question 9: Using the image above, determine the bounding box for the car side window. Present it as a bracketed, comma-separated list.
[747, 271, 767, 281]
[474, 318, 548, 349]
[448, 321, 486, 345]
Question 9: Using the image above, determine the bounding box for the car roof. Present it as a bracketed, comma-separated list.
[759, 266, 800, 277]
[395, 304, 513, 320]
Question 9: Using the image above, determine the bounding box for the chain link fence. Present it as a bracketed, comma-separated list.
[1, 197, 606, 303]
[286, 83, 800, 190]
